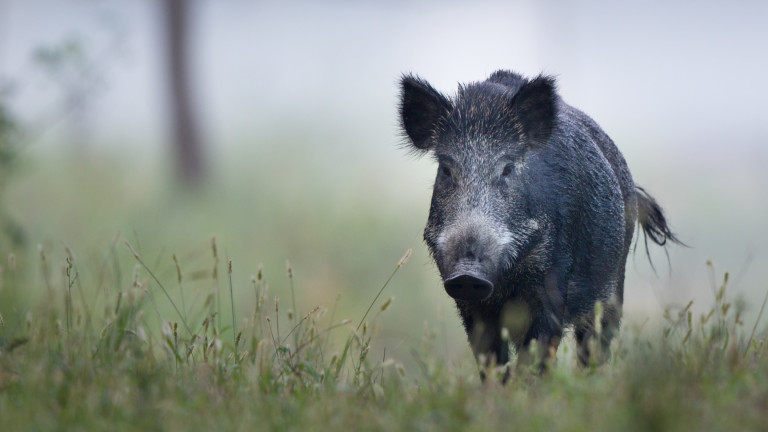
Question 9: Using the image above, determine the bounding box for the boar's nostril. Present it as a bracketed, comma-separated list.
[444, 274, 493, 302]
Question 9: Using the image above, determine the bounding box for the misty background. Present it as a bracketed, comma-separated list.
[1, 1, 766, 362]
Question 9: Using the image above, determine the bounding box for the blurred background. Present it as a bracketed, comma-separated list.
[1, 0, 766, 365]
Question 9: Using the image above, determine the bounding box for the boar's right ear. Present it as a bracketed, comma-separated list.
[399, 74, 452, 152]
[508, 75, 557, 147]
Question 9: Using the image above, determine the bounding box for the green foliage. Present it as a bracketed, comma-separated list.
[0, 93, 27, 250]
[1, 237, 767, 431]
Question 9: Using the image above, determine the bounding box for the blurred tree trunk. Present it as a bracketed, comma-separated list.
[163, 0, 205, 186]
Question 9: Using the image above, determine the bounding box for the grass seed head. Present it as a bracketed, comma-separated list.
[305, 306, 321, 318]
[114, 291, 123, 315]
[204, 293, 215, 309]
[477, 353, 487, 366]
[124, 241, 140, 260]
[397, 248, 413, 268]
[136, 326, 147, 342]
[162, 321, 173, 339]
[132, 264, 140, 287]
[380, 297, 393, 312]
[594, 301, 604, 335]
[396, 363, 406, 378]
[172, 254, 182, 283]
[63, 242, 74, 261]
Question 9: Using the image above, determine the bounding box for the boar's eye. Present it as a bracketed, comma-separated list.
[501, 163, 514, 177]
[439, 165, 452, 179]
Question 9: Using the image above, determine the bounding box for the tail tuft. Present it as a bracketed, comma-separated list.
[635, 186, 684, 247]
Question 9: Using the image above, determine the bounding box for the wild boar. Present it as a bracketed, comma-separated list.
[399, 70, 680, 375]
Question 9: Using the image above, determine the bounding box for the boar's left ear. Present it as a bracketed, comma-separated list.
[509, 75, 557, 146]
[399, 74, 453, 152]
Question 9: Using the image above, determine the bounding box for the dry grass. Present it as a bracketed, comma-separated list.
[1, 237, 768, 431]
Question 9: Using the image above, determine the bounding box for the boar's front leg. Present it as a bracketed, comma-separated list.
[519, 270, 566, 372]
[457, 305, 510, 381]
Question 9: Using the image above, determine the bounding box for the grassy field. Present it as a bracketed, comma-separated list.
[1, 227, 767, 431]
[0, 146, 766, 431]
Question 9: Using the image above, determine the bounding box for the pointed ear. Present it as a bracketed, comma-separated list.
[399, 74, 452, 152]
[509, 75, 557, 146]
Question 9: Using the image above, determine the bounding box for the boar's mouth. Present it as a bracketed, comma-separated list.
[444, 273, 494, 302]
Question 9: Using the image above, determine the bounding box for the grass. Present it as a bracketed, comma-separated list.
[0, 135, 766, 430]
[1, 234, 768, 431]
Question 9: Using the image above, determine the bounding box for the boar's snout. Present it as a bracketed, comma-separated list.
[436, 219, 507, 302]
[444, 273, 493, 302]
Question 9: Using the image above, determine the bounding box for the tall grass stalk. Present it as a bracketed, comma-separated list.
[745, 285, 768, 356]
[212, 237, 221, 332]
[286, 259, 297, 319]
[228, 259, 237, 355]
[356, 248, 411, 331]
[172, 254, 186, 317]
[125, 241, 192, 337]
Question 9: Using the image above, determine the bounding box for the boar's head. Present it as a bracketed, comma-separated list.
[399, 71, 557, 303]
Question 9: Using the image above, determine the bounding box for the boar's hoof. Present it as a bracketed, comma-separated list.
[444, 274, 493, 302]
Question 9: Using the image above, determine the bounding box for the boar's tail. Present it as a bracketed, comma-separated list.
[634, 186, 685, 266]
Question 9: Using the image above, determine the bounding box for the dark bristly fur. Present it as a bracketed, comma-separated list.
[399, 74, 452, 153]
[636, 186, 682, 247]
[398, 69, 682, 380]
